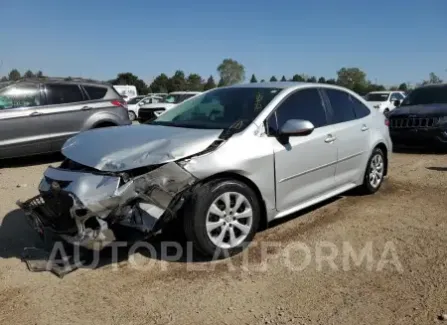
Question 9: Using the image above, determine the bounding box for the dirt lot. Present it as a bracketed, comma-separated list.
[0, 151, 446, 325]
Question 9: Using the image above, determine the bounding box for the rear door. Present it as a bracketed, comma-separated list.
[39, 83, 94, 151]
[323, 88, 372, 188]
[0, 82, 52, 158]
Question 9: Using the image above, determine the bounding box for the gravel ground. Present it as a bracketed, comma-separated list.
[0, 151, 446, 325]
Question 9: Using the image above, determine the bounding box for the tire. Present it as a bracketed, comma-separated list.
[359, 147, 386, 194]
[183, 179, 261, 258]
[128, 111, 136, 121]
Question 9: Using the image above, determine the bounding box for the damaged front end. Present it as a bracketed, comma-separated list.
[17, 160, 198, 250]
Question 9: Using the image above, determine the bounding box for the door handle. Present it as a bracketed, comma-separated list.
[325, 134, 336, 143]
[361, 125, 369, 131]
[81, 106, 92, 111]
[29, 111, 42, 117]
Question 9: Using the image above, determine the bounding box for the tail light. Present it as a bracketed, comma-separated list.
[385, 118, 390, 126]
[111, 100, 127, 109]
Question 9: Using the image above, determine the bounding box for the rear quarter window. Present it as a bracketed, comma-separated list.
[84, 86, 107, 100]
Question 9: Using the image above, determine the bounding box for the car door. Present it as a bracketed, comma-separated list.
[0, 82, 52, 159]
[267, 87, 337, 212]
[38, 83, 92, 151]
[323, 88, 371, 188]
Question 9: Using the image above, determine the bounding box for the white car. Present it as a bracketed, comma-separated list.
[113, 85, 138, 102]
[364, 91, 406, 114]
[138, 91, 202, 122]
[126, 95, 163, 121]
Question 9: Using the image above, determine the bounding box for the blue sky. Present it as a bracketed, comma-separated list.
[1, 0, 446, 86]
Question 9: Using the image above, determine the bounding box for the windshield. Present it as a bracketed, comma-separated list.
[401, 85, 447, 106]
[150, 87, 282, 130]
[127, 96, 144, 104]
[365, 93, 389, 102]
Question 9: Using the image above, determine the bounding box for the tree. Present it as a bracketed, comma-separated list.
[260, 79, 265, 83]
[24, 70, 35, 78]
[217, 78, 225, 87]
[270, 76, 277, 82]
[217, 58, 245, 86]
[149, 73, 169, 93]
[306, 76, 317, 83]
[398, 83, 408, 92]
[280, 75, 287, 82]
[186, 73, 203, 91]
[250, 74, 257, 83]
[167, 70, 187, 92]
[0, 76, 7, 82]
[336, 67, 367, 90]
[326, 78, 336, 85]
[8, 69, 21, 81]
[35, 71, 43, 78]
[291, 74, 305, 82]
[422, 72, 443, 85]
[203, 75, 216, 90]
[112, 72, 148, 94]
[318, 77, 326, 83]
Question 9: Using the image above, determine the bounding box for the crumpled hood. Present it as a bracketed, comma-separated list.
[390, 104, 447, 117]
[62, 125, 223, 172]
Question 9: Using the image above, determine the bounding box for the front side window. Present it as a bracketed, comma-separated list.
[0, 83, 42, 110]
[325, 88, 357, 123]
[400, 85, 447, 106]
[152, 87, 281, 130]
[390, 92, 404, 101]
[267, 88, 327, 134]
[46, 84, 84, 105]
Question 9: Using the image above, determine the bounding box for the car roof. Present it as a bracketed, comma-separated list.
[5, 78, 111, 88]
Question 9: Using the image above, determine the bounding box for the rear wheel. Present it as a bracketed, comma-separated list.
[183, 179, 261, 258]
[359, 148, 385, 194]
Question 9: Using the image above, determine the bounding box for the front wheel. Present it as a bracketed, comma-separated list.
[183, 179, 261, 258]
[128, 111, 136, 121]
[359, 148, 385, 194]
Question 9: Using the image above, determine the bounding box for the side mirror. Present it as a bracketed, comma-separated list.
[279, 119, 315, 137]
[393, 100, 401, 107]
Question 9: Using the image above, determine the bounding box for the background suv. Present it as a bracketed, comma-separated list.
[0, 79, 131, 159]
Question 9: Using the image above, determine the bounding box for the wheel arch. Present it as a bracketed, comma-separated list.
[197, 172, 269, 230]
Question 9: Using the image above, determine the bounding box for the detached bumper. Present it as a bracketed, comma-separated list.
[17, 162, 197, 250]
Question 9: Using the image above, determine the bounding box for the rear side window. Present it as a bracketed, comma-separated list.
[0, 83, 42, 109]
[267, 88, 327, 134]
[46, 84, 84, 105]
[325, 89, 357, 123]
[84, 86, 107, 100]
[350, 96, 371, 119]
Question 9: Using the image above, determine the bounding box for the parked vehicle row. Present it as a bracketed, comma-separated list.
[6, 77, 447, 259]
[0, 79, 131, 159]
[18, 82, 391, 257]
